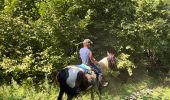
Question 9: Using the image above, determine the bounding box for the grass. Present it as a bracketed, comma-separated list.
[0, 73, 170, 100]
[0, 79, 57, 100]
[149, 87, 170, 100]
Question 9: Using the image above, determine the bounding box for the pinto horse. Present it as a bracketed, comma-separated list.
[56, 52, 116, 100]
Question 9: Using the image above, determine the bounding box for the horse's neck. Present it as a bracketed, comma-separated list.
[98, 57, 109, 73]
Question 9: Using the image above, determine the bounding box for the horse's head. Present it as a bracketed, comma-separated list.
[107, 51, 116, 70]
[98, 51, 117, 73]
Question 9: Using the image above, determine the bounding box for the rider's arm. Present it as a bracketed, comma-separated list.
[89, 51, 98, 65]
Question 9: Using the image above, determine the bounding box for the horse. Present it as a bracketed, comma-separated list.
[56, 52, 116, 100]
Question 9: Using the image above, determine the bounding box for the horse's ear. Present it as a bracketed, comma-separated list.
[107, 51, 110, 56]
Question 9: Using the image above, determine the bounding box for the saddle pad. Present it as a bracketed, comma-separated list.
[79, 64, 92, 74]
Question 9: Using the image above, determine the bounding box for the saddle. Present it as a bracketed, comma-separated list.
[79, 64, 96, 82]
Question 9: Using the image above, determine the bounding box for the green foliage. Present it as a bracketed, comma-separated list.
[145, 87, 170, 99]
[0, 0, 170, 83]
[117, 53, 135, 76]
[1, 70, 169, 100]
[0, 79, 57, 100]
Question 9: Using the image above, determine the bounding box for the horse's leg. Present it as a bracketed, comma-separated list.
[96, 81, 102, 100]
[57, 88, 64, 100]
[91, 89, 94, 100]
[67, 94, 73, 100]
[96, 90, 101, 100]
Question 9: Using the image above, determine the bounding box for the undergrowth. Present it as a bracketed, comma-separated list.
[0, 74, 169, 100]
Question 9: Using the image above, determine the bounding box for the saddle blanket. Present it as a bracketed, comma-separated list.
[79, 64, 92, 74]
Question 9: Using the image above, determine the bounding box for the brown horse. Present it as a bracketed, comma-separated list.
[56, 52, 116, 100]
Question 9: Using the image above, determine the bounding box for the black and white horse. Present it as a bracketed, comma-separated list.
[56, 52, 116, 100]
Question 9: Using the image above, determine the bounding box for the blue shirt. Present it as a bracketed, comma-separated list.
[79, 48, 91, 65]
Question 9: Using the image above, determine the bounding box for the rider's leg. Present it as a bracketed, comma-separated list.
[90, 64, 108, 87]
[90, 63, 102, 75]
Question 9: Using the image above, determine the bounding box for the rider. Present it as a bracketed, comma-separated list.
[79, 39, 107, 86]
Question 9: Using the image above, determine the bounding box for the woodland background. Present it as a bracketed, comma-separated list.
[0, 0, 170, 99]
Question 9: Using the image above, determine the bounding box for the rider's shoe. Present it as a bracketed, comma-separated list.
[102, 82, 108, 87]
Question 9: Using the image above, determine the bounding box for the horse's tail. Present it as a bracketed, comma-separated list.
[52, 68, 69, 86]
[51, 70, 60, 85]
